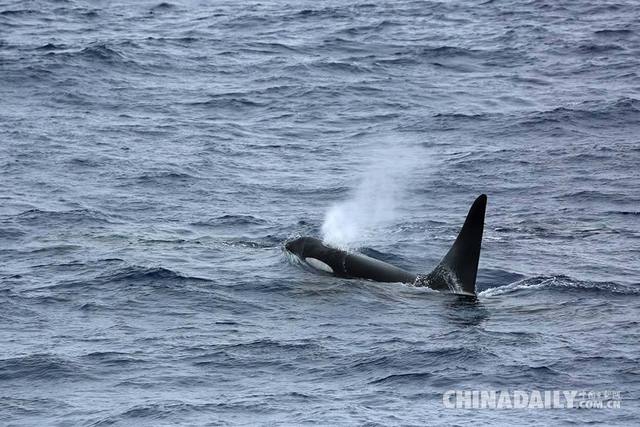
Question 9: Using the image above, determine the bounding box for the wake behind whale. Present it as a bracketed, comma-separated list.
[285, 194, 487, 296]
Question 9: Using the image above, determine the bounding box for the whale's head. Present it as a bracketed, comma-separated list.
[285, 237, 336, 274]
[285, 236, 327, 258]
[285, 237, 306, 258]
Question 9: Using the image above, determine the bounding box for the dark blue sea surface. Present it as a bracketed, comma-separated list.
[1, 0, 640, 424]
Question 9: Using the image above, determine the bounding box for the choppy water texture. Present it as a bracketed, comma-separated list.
[2, 0, 640, 425]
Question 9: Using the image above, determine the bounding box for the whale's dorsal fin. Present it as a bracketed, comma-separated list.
[420, 194, 487, 295]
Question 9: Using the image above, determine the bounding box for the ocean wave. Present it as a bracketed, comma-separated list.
[81, 351, 148, 367]
[191, 214, 268, 227]
[577, 43, 624, 54]
[23, 244, 84, 255]
[293, 6, 353, 20]
[334, 20, 400, 36]
[150, 2, 177, 13]
[79, 44, 126, 62]
[476, 268, 526, 291]
[133, 170, 199, 183]
[186, 340, 323, 368]
[35, 42, 67, 51]
[348, 346, 495, 374]
[594, 28, 633, 37]
[94, 266, 210, 284]
[419, 45, 485, 58]
[12, 208, 119, 225]
[310, 59, 371, 74]
[432, 112, 490, 129]
[219, 339, 323, 356]
[433, 112, 489, 120]
[555, 189, 636, 205]
[516, 97, 640, 127]
[43, 42, 141, 68]
[480, 275, 640, 297]
[91, 401, 222, 425]
[221, 235, 282, 249]
[37, 265, 211, 293]
[68, 157, 104, 168]
[491, 220, 630, 241]
[145, 36, 200, 45]
[369, 371, 432, 385]
[0, 226, 25, 239]
[81, 9, 100, 19]
[243, 41, 302, 54]
[186, 97, 266, 109]
[0, 354, 87, 381]
[607, 210, 640, 216]
[492, 363, 572, 385]
[0, 9, 38, 16]
[1, 396, 68, 417]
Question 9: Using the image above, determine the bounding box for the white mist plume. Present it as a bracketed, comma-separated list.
[321, 146, 422, 249]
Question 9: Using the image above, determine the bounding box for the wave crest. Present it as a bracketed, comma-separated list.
[480, 275, 639, 297]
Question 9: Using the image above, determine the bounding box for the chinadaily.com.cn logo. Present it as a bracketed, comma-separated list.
[442, 390, 621, 409]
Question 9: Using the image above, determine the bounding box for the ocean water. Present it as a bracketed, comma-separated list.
[1, 0, 639, 424]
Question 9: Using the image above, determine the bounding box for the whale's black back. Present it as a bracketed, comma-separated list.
[289, 237, 417, 283]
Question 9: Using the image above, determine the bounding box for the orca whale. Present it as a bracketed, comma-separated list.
[285, 194, 486, 296]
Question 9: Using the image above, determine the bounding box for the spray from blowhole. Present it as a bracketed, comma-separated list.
[320, 146, 423, 249]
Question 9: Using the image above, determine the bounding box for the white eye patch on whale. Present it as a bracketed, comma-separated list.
[304, 257, 334, 273]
